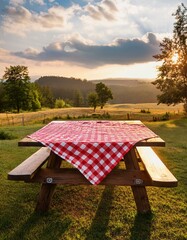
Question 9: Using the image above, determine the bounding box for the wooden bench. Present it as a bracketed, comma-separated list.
[8, 147, 50, 182]
[136, 147, 178, 187]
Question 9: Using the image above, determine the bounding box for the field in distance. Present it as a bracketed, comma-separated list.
[105, 103, 183, 114]
[0, 103, 184, 127]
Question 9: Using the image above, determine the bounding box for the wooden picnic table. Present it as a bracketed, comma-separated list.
[8, 120, 177, 213]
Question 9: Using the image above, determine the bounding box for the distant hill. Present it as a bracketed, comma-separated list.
[35, 76, 95, 105]
[35, 76, 160, 104]
[91, 78, 160, 104]
[91, 78, 154, 86]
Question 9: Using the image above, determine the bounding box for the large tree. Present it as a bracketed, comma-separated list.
[153, 3, 187, 112]
[2, 65, 37, 113]
[95, 82, 113, 109]
[87, 92, 98, 111]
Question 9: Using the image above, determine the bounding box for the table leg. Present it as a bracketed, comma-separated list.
[35, 151, 62, 212]
[124, 148, 151, 214]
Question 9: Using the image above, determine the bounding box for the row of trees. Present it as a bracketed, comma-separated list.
[0, 65, 113, 113]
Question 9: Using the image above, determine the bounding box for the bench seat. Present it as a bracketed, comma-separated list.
[136, 147, 178, 187]
[8, 147, 50, 181]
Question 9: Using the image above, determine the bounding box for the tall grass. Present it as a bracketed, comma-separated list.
[0, 119, 186, 240]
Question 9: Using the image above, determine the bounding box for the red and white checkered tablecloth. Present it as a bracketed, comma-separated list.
[28, 121, 157, 184]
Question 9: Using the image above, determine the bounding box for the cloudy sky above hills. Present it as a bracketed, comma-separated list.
[0, 0, 185, 80]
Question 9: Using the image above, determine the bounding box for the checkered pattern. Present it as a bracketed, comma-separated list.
[28, 121, 157, 184]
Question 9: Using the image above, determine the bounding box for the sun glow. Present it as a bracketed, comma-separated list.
[171, 53, 179, 63]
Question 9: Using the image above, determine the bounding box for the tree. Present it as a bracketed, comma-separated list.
[0, 83, 8, 112]
[152, 3, 187, 112]
[73, 90, 83, 107]
[36, 84, 55, 108]
[95, 82, 113, 109]
[2, 65, 33, 113]
[87, 92, 98, 111]
[28, 83, 41, 111]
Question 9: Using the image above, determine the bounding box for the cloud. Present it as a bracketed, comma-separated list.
[9, 0, 25, 5]
[1, 0, 178, 43]
[1, 4, 77, 35]
[13, 32, 160, 68]
[10, 0, 45, 5]
[5, 5, 32, 23]
[103, 0, 118, 11]
[85, 0, 118, 21]
[30, 0, 45, 5]
[77, 0, 177, 45]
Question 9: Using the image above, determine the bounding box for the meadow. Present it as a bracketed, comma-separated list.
[0, 104, 186, 240]
[0, 103, 184, 126]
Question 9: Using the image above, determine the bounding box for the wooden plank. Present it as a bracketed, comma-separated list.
[28, 168, 152, 186]
[136, 147, 178, 187]
[8, 147, 50, 181]
[135, 137, 165, 147]
[18, 137, 44, 147]
[35, 152, 62, 212]
[124, 149, 151, 213]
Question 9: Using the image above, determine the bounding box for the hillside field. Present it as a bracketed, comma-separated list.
[35, 76, 160, 104]
[0, 103, 184, 127]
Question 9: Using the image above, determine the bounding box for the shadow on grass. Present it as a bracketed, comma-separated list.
[8, 212, 71, 240]
[130, 212, 154, 240]
[85, 186, 114, 240]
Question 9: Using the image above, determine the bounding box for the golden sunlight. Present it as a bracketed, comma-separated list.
[171, 53, 179, 63]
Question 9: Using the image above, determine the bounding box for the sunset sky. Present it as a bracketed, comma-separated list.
[0, 0, 185, 81]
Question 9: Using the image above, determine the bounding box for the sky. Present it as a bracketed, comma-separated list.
[0, 0, 186, 81]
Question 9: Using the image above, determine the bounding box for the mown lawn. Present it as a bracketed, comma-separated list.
[0, 119, 186, 240]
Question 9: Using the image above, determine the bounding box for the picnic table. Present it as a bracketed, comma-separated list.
[8, 120, 178, 213]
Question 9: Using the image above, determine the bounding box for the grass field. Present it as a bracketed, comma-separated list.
[0, 103, 184, 126]
[0, 113, 186, 239]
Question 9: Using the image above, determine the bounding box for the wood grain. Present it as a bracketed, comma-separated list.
[124, 148, 151, 213]
[8, 147, 50, 181]
[136, 147, 178, 187]
[35, 152, 62, 212]
[28, 168, 152, 186]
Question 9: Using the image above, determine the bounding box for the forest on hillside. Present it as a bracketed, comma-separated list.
[36, 76, 95, 105]
[35, 76, 160, 104]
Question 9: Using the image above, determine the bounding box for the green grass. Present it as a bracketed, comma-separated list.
[0, 119, 186, 240]
[0, 130, 16, 140]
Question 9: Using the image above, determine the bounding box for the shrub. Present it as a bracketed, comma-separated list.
[161, 112, 170, 121]
[0, 130, 16, 140]
[66, 114, 72, 120]
[153, 112, 170, 122]
[55, 99, 66, 108]
[140, 109, 150, 113]
[102, 112, 111, 119]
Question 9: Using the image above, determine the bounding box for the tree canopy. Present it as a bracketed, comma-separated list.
[87, 92, 98, 111]
[152, 3, 187, 112]
[2, 66, 31, 113]
[2, 65, 41, 113]
[95, 82, 113, 109]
